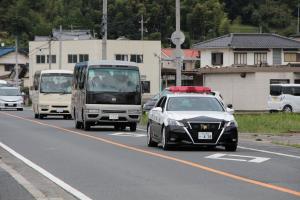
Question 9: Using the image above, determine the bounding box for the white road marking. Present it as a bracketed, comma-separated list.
[137, 128, 300, 159]
[238, 146, 300, 159]
[0, 142, 93, 200]
[110, 132, 146, 137]
[206, 153, 270, 163]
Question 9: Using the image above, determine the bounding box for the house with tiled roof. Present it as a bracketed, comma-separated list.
[0, 47, 29, 86]
[161, 48, 201, 87]
[192, 33, 300, 111]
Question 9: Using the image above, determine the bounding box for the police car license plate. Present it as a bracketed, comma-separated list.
[109, 114, 118, 120]
[198, 132, 212, 140]
[56, 108, 64, 113]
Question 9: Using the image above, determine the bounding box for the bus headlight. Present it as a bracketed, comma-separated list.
[86, 109, 99, 113]
[40, 105, 49, 109]
[128, 110, 141, 114]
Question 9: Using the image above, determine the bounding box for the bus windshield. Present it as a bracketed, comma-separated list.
[40, 73, 73, 94]
[87, 68, 140, 93]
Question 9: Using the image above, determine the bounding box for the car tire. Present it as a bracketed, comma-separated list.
[74, 110, 82, 129]
[130, 123, 137, 132]
[283, 105, 292, 113]
[225, 143, 237, 152]
[82, 114, 91, 131]
[147, 124, 157, 147]
[161, 126, 170, 150]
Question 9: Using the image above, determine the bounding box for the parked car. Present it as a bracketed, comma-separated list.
[0, 87, 24, 111]
[268, 84, 300, 112]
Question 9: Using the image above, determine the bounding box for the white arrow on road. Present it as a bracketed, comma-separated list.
[110, 132, 146, 137]
[206, 153, 270, 163]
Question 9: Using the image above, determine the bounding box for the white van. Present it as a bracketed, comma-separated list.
[31, 70, 73, 119]
[268, 84, 300, 112]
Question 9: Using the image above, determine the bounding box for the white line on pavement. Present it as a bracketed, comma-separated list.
[238, 146, 300, 159]
[0, 142, 93, 200]
[137, 128, 300, 159]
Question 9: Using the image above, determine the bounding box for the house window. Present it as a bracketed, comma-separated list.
[284, 53, 300, 62]
[46, 55, 56, 63]
[4, 64, 14, 71]
[130, 54, 143, 63]
[270, 79, 290, 84]
[182, 63, 186, 71]
[115, 54, 128, 61]
[36, 55, 45, 64]
[79, 54, 89, 62]
[234, 53, 247, 65]
[68, 54, 77, 63]
[254, 53, 267, 65]
[141, 81, 150, 93]
[211, 53, 223, 65]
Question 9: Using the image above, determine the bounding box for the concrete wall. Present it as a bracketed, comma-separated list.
[29, 39, 161, 96]
[204, 72, 296, 111]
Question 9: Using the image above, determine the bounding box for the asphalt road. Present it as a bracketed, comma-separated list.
[0, 110, 299, 200]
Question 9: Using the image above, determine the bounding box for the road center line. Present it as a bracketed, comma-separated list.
[137, 128, 300, 159]
[1, 112, 300, 198]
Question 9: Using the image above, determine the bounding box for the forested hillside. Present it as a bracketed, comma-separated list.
[0, 0, 299, 48]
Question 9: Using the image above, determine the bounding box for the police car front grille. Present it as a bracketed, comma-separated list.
[187, 122, 224, 144]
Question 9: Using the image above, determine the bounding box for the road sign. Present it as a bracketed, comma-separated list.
[171, 31, 185, 45]
[205, 153, 270, 163]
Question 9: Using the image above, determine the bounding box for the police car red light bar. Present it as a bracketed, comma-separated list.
[168, 86, 211, 93]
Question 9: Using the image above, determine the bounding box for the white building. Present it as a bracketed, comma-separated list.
[29, 33, 161, 97]
[193, 33, 300, 111]
[0, 47, 29, 86]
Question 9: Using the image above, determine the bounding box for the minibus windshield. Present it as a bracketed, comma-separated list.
[40, 73, 72, 94]
[87, 68, 140, 93]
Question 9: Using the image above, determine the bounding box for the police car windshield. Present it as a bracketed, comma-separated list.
[167, 97, 224, 112]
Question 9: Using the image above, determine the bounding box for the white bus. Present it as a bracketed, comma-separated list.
[72, 60, 142, 131]
[268, 84, 300, 112]
[31, 70, 73, 119]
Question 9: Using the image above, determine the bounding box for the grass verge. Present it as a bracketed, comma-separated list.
[235, 113, 300, 135]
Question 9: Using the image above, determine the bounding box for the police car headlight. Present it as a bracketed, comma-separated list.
[226, 120, 238, 128]
[168, 119, 184, 127]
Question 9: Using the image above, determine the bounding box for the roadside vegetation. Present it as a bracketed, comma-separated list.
[140, 113, 300, 135]
[235, 113, 300, 135]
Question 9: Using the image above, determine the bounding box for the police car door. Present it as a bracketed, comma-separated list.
[153, 96, 167, 138]
[151, 96, 166, 138]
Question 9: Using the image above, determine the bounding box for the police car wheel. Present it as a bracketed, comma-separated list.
[130, 123, 137, 132]
[161, 127, 170, 150]
[147, 124, 157, 147]
[225, 143, 237, 152]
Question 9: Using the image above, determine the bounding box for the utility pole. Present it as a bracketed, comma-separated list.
[297, 3, 300, 35]
[14, 36, 18, 86]
[102, 0, 107, 60]
[175, 0, 182, 86]
[59, 25, 62, 69]
[139, 15, 148, 40]
[48, 35, 52, 70]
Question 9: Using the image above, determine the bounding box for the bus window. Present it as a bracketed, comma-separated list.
[282, 87, 292, 95]
[270, 85, 282, 96]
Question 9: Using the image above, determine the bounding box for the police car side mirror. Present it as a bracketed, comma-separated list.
[227, 104, 233, 109]
[226, 107, 234, 114]
[152, 107, 162, 112]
